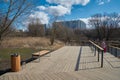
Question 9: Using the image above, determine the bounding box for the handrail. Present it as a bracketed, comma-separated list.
[89, 40, 104, 51]
[109, 45, 120, 50]
[107, 41, 120, 43]
[89, 40, 104, 68]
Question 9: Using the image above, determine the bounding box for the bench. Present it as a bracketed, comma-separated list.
[32, 50, 50, 61]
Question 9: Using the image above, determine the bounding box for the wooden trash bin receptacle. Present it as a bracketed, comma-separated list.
[11, 54, 21, 72]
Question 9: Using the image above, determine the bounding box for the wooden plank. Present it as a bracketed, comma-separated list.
[32, 50, 50, 56]
[1, 46, 120, 80]
[89, 40, 104, 50]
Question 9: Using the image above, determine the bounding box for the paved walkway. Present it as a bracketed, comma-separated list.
[0, 46, 120, 80]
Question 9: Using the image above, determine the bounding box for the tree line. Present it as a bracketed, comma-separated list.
[1, 12, 120, 45]
[85, 12, 120, 41]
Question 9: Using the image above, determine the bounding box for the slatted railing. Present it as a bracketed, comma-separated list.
[89, 40, 104, 68]
[108, 45, 120, 57]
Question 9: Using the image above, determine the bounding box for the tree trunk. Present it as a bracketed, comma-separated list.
[0, 34, 2, 41]
[0, 35, 2, 47]
[50, 36, 54, 45]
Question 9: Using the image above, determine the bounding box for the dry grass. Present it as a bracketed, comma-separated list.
[1, 37, 64, 50]
[0, 37, 64, 71]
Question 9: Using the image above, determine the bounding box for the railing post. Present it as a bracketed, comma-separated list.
[108, 46, 110, 52]
[115, 48, 117, 57]
[111, 47, 112, 54]
[98, 49, 99, 62]
[101, 50, 104, 68]
[91, 44, 93, 52]
[94, 46, 96, 56]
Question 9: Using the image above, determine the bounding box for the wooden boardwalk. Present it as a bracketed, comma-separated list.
[0, 46, 120, 80]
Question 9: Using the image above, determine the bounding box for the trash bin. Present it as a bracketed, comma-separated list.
[11, 54, 21, 72]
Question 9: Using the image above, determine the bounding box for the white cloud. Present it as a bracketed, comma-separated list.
[79, 18, 90, 28]
[75, 0, 90, 6]
[29, 12, 49, 24]
[23, 12, 49, 27]
[98, 1, 104, 5]
[46, 0, 90, 7]
[24, 0, 90, 26]
[29, 0, 90, 25]
[37, 6, 46, 10]
[37, 5, 70, 16]
[97, 0, 111, 5]
[37, 0, 90, 17]
[48, 5, 70, 16]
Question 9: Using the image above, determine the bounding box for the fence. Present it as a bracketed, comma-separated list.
[108, 45, 120, 57]
[89, 40, 104, 68]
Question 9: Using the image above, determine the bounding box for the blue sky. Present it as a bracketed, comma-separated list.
[66, 0, 120, 19]
[27, 0, 120, 25]
[1, 0, 120, 29]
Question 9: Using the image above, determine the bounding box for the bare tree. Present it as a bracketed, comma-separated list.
[89, 13, 120, 41]
[89, 13, 102, 40]
[28, 18, 45, 37]
[105, 13, 120, 40]
[53, 22, 74, 43]
[49, 16, 59, 45]
[0, 0, 35, 41]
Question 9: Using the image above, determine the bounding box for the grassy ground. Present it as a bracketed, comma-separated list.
[0, 48, 39, 70]
[0, 37, 64, 71]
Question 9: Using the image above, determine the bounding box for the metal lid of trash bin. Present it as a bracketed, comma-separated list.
[11, 53, 19, 57]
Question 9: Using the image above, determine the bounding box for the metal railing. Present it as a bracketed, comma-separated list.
[89, 40, 104, 68]
[108, 45, 120, 57]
